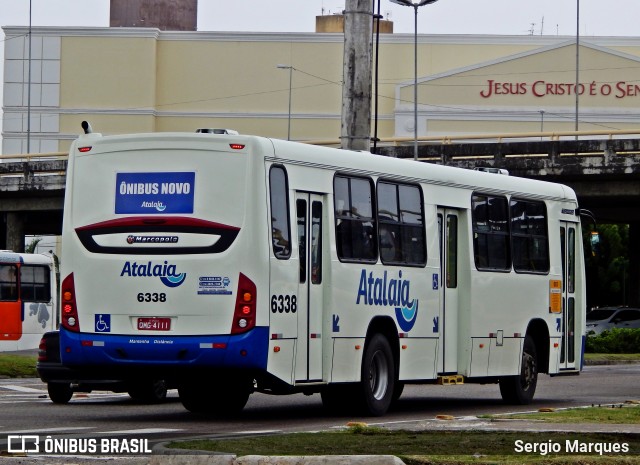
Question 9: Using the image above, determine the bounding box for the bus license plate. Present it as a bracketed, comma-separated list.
[137, 317, 171, 331]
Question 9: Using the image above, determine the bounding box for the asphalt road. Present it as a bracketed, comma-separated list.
[0, 363, 638, 453]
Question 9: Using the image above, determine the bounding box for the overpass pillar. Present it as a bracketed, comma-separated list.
[5, 212, 25, 253]
[629, 223, 640, 307]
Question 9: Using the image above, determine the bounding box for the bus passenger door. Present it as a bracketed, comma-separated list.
[559, 222, 577, 370]
[437, 208, 460, 374]
[0, 263, 21, 341]
[295, 192, 325, 382]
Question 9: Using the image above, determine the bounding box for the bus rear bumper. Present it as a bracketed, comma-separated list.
[58, 327, 269, 373]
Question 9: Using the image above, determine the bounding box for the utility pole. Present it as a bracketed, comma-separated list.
[341, 0, 373, 151]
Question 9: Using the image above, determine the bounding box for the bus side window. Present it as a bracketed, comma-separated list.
[376, 181, 426, 266]
[334, 175, 377, 262]
[472, 194, 510, 271]
[20, 265, 52, 303]
[510, 199, 549, 273]
[0, 264, 18, 301]
[269, 166, 292, 259]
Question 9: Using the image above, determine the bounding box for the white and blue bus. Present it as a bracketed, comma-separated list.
[0, 251, 57, 351]
[58, 126, 586, 415]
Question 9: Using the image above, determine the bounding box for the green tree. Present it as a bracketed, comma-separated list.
[584, 224, 629, 307]
[25, 237, 42, 254]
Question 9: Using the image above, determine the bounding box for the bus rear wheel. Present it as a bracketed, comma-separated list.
[127, 380, 167, 404]
[499, 335, 538, 405]
[179, 378, 251, 416]
[358, 334, 395, 416]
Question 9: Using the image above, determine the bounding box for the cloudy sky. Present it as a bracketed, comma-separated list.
[1, 0, 640, 150]
[1, 0, 639, 36]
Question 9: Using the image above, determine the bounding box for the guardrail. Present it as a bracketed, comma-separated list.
[0, 152, 67, 162]
[0, 152, 68, 187]
[304, 129, 640, 147]
[2, 128, 640, 162]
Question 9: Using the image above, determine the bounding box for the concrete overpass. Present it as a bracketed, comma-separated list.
[1, 134, 639, 304]
[0, 154, 65, 252]
[2, 136, 640, 238]
[378, 136, 640, 225]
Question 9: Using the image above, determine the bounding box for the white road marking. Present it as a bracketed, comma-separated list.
[234, 430, 282, 435]
[0, 385, 46, 393]
[0, 426, 96, 434]
[95, 428, 183, 434]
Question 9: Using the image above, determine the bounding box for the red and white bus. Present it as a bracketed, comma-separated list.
[0, 251, 57, 351]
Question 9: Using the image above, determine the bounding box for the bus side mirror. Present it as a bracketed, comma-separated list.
[590, 231, 600, 257]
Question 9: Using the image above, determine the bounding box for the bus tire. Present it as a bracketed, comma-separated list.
[179, 379, 250, 415]
[48, 382, 73, 404]
[499, 335, 538, 405]
[127, 380, 167, 404]
[358, 333, 395, 416]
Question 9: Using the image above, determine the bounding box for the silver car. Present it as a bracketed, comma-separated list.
[586, 307, 640, 335]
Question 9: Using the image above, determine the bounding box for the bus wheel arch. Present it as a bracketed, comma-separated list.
[499, 320, 548, 405]
[499, 334, 538, 405]
[365, 316, 400, 371]
[359, 317, 399, 416]
[526, 319, 550, 375]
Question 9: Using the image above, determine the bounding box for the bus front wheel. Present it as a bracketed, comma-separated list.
[499, 335, 538, 405]
[358, 334, 395, 416]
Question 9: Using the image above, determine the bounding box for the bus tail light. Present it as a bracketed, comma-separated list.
[38, 337, 48, 362]
[61, 273, 80, 333]
[231, 273, 256, 334]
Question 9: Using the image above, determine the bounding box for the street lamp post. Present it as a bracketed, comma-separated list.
[276, 64, 293, 141]
[575, 0, 580, 134]
[27, 0, 32, 154]
[390, 0, 439, 160]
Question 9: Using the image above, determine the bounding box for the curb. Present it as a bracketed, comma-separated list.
[151, 443, 404, 465]
[584, 360, 639, 365]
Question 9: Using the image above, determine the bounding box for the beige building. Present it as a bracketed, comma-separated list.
[3, 25, 640, 154]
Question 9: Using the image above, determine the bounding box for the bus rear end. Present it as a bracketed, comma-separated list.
[59, 131, 271, 407]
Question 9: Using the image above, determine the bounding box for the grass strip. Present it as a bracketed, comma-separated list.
[497, 405, 640, 424]
[584, 353, 640, 363]
[0, 354, 37, 378]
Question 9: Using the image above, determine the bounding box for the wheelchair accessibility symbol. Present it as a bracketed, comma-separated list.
[95, 314, 111, 332]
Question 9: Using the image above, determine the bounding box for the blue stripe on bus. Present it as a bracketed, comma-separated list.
[59, 327, 268, 370]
